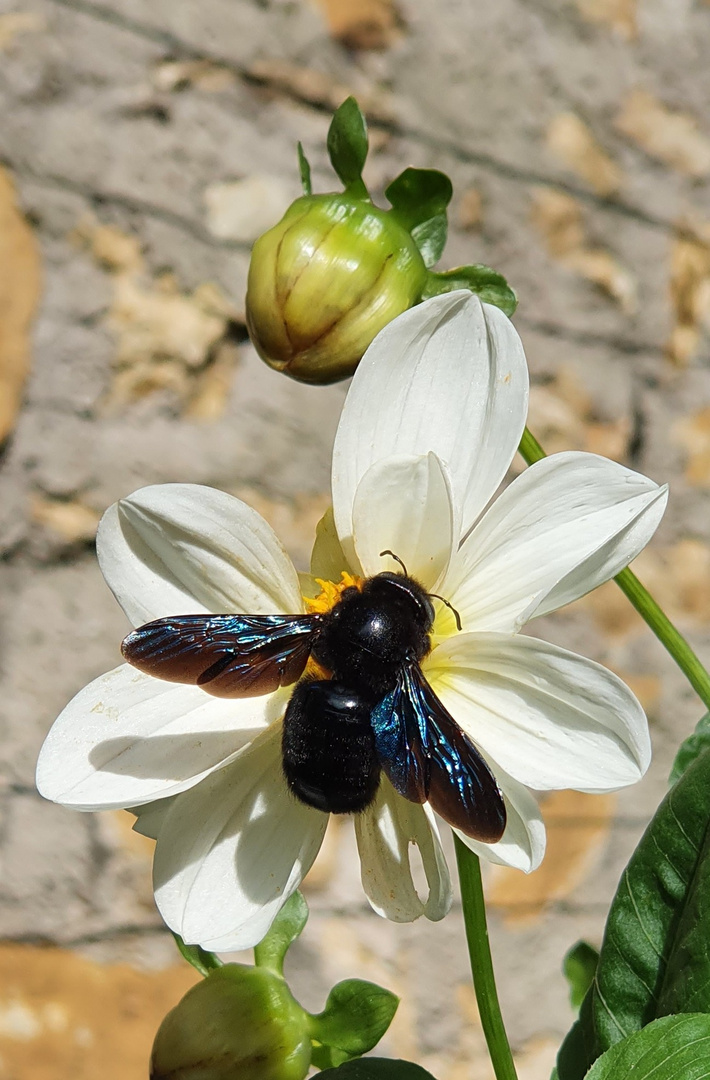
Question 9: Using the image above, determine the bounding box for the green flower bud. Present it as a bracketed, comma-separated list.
[151, 964, 311, 1080]
[246, 194, 428, 384]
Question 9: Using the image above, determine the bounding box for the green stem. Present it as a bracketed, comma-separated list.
[517, 426, 546, 466]
[454, 837, 518, 1080]
[518, 426, 710, 710]
[614, 569, 710, 709]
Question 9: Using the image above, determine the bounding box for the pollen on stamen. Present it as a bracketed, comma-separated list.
[302, 572, 364, 680]
[303, 571, 363, 615]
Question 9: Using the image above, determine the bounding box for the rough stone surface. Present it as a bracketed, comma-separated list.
[1, 0, 710, 1076]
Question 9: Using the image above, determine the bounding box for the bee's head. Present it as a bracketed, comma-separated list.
[367, 571, 436, 630]
[375, 551, 462, 633]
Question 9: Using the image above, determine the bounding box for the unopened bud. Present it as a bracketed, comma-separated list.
[151, 964, 311, 1080]
[246, 194, 427, 384]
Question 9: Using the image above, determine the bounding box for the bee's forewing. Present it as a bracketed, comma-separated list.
[372, 665, 506, 843]
[121, 613, 320, 698]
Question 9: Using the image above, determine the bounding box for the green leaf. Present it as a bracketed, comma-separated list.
[385, 169, 453, 266]
[172, 933, 223, 977]
[317, 1059, 437, 1079]
[557, 748, 710, 1080]
[253, 891, 308, 976]
[297, 141, 312, 196]
[309, 980, 398, 1059]
[422, 265, 518, 316]
[327, 97, 369, 197]
[584, 1014, 710, 1079]
[670, 711, 710, 784]
[654, 790, 710, 1016]
[563, 941, 599, 1011]
[557, 994, 596, 1080]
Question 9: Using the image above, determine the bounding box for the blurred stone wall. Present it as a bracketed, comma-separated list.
[1, 0, 710, 1075]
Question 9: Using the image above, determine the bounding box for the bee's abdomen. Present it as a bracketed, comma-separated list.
[282, 680, 380, 814]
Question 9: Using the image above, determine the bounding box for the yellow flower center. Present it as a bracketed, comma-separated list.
[303, 571, 364, 615]
[301, 572, 364, 680]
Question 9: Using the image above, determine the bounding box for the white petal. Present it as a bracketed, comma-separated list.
[309, 506, 351, 581]
[130, 797, 176, 840]
[426, 633, 651, 792]
[455, 763, 546, 873]
[445, 452, 668, 633]
[332, 292, 529, 567]
[351, 453, 454, 589]
[98, 484, 303, 626]
[153, 724, 327, 951]
[355, 779, 452, 922]
[36, 664, 283, 810]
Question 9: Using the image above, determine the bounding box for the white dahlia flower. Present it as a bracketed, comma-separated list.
[37, 292, 667, 951]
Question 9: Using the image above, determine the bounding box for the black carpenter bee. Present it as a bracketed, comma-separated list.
[121, 553, 506, 842]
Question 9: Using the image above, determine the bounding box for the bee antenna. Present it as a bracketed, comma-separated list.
[379, 549, 408, 576]
[428, 593, 463, 632]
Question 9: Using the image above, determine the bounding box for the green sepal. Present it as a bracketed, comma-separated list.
[410, 215, 448, 268]
[669, 711, 710, 784]
[385, 168, 453, 230]
[327, 97, 369, 198]
[385, 168, 453, 267]
[308, 979, 399, 1060]
[317, 1059, 438, 1079]
[422, 265, 518, 316]
[584, 1014, 710, 1079]
[254, 891, 309, 976]
[557, 748, 710, 1080]
[563, 941, 599, 1011]
[311, 1044, 351, 1071]
[297, 142, 313, 196]
[172, 932, 223, 977]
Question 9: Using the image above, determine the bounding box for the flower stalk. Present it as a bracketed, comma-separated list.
[454, 837, 518, 1080]
[518, 426, 710, 711]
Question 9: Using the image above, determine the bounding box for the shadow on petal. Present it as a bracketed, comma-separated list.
[89, 728, 264, 785]
[153, 725, 327, 946]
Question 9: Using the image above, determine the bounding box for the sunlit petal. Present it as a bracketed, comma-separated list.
[445, 453, 668, 633]
[98, 484, 303, 627]
[355, 779, 452, 921]
[351, 453, 454, 589]
[332, 291, 528, 567]
[427, 633, 651, 792]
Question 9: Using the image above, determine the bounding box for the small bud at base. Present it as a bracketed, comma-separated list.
[151, 964, 311, 1080]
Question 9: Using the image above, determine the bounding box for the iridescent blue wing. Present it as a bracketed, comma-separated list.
[371, 675, 429, 803]
[372, 665, 506, 843]
[121, 613, 321, 698]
